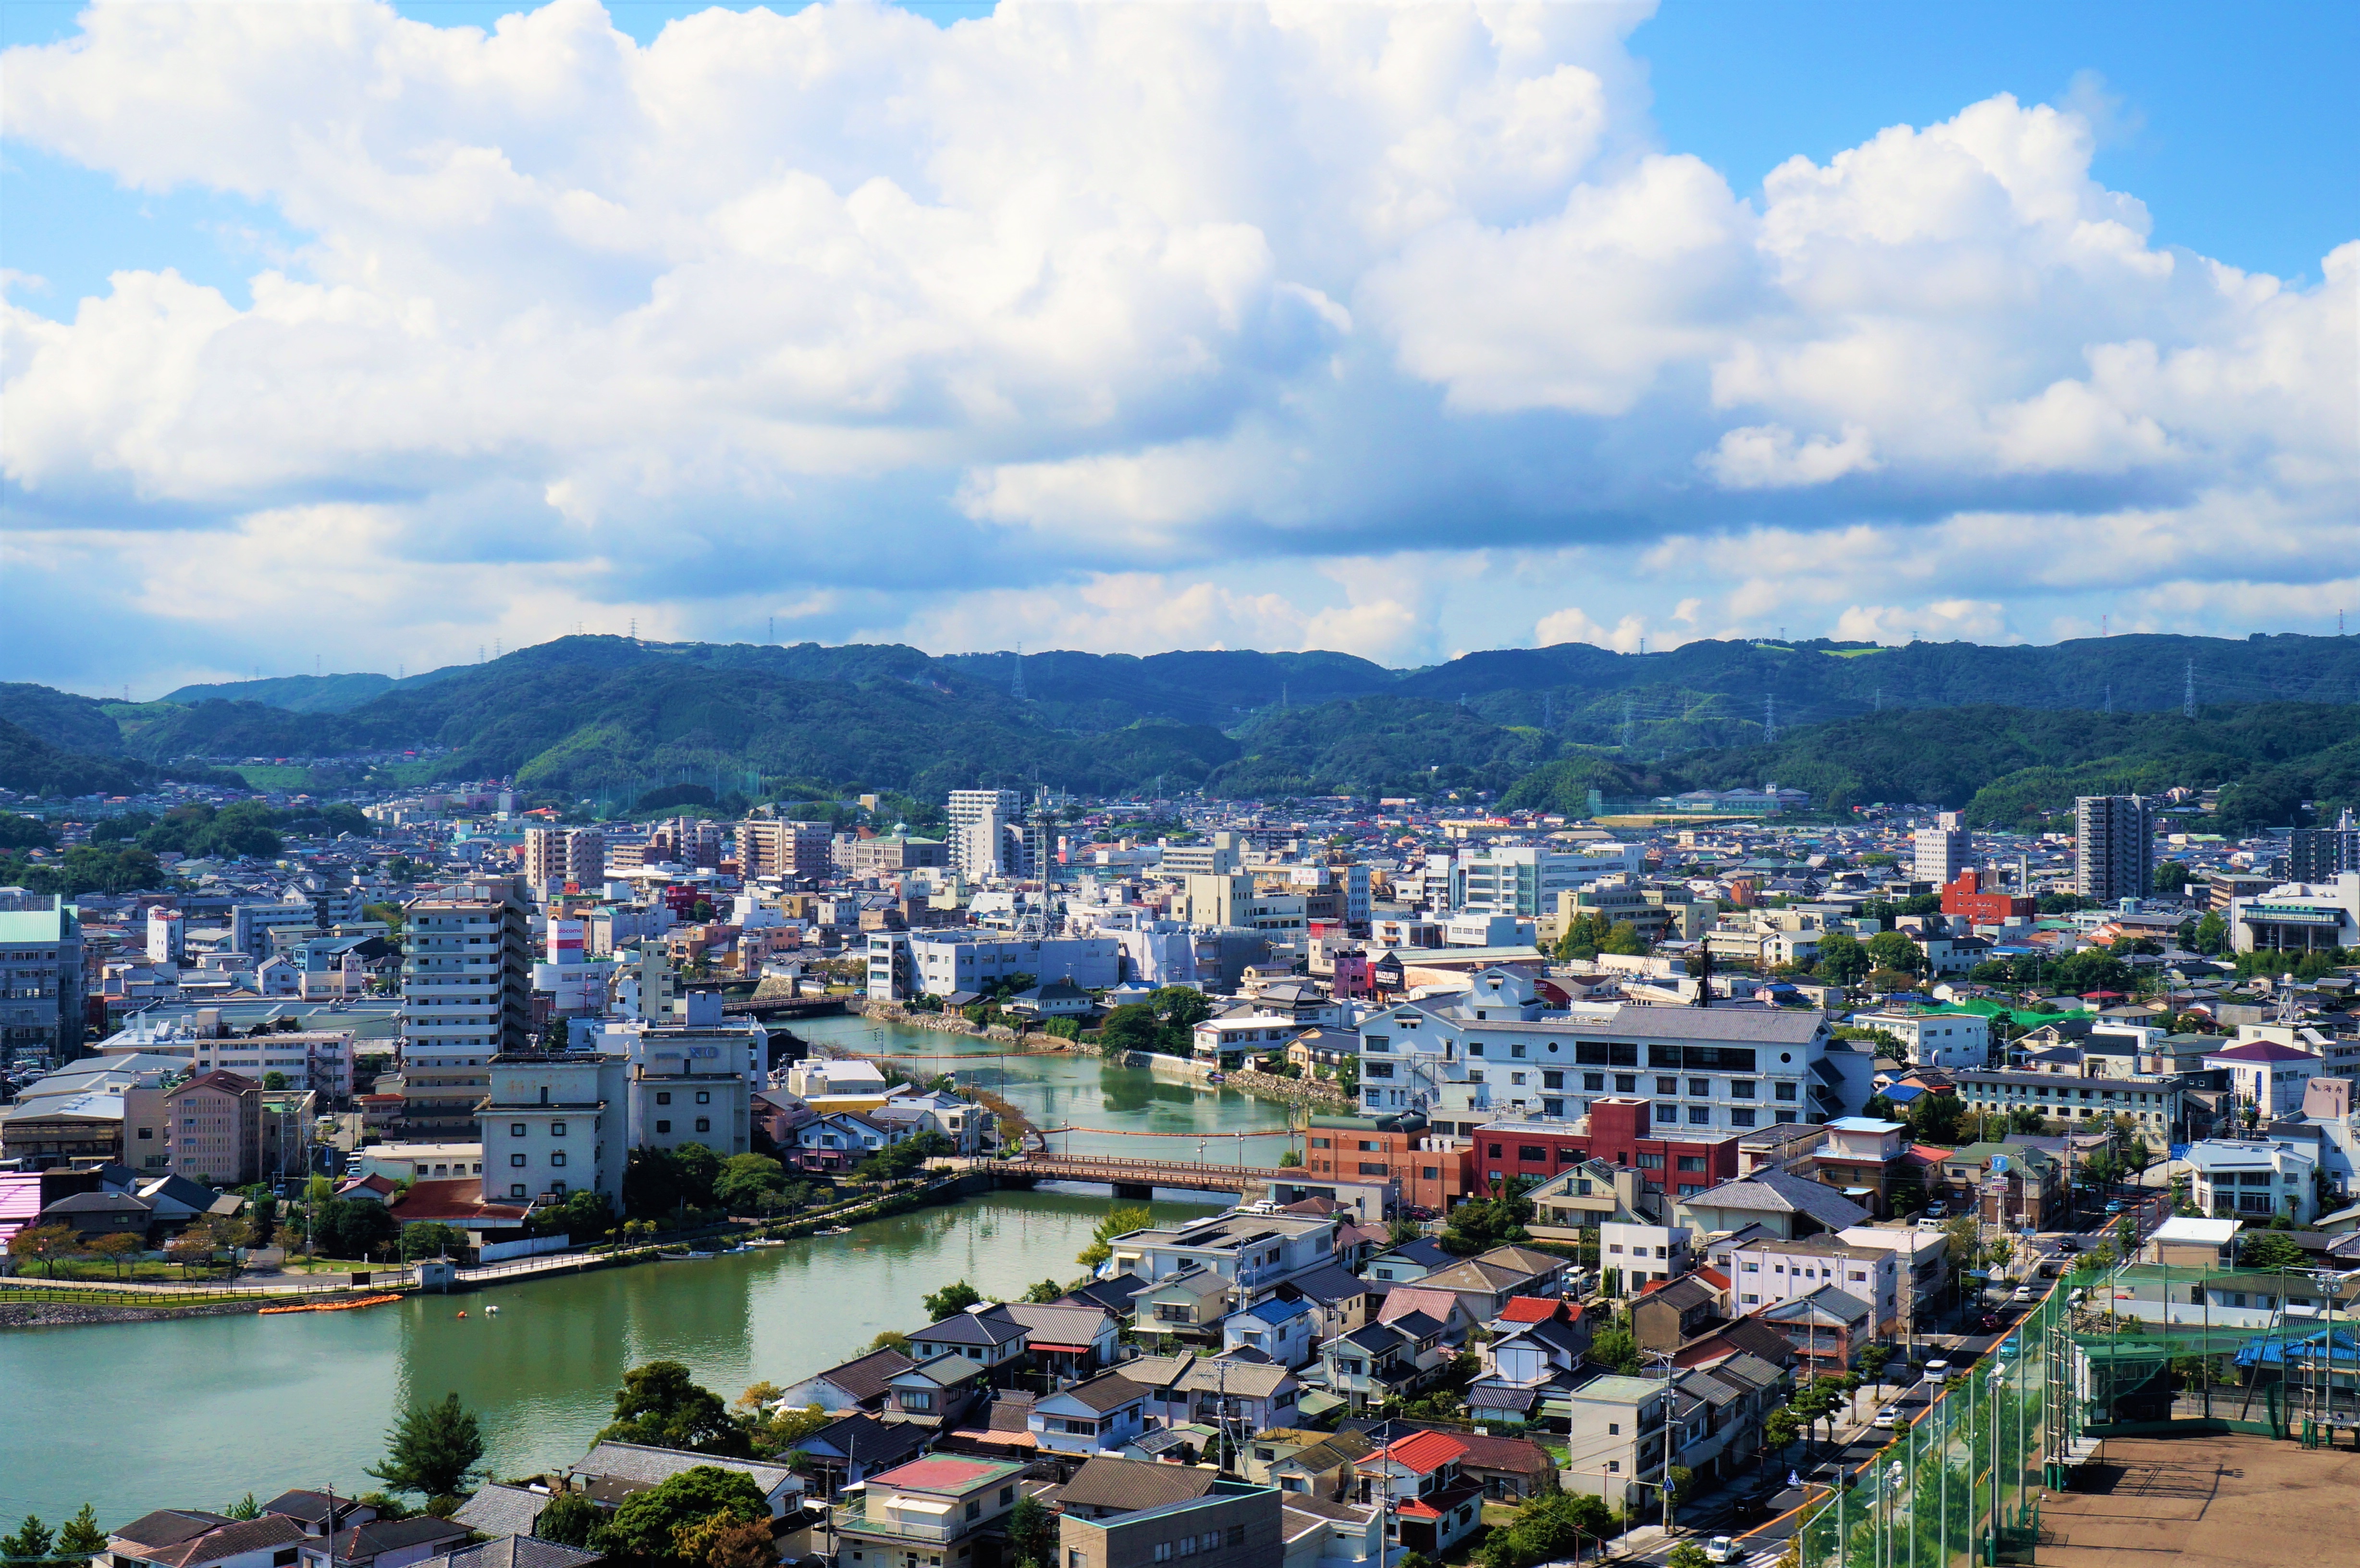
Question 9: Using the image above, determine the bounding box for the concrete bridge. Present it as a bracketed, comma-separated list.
[720, 995, 853, 1020]
[954, 1153, 1393, 1223]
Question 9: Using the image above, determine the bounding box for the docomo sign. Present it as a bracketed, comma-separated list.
[547, 919, 586, 963]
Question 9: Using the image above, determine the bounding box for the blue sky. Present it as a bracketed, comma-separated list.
[2, 0, 2354, 693]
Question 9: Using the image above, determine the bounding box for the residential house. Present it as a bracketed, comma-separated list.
[1104, 1210, 1340, 1299]
[1523, 1159, 1651, 1244]
[568, 1442, 804, 1517]
[1223, 1295, 1317, 1368]
[1600, 1221, 1692, 1294]
[1805, 1117, 1909, 1219]
[1272, 1263, 1380, 1346]
[38, 1188, 157, 1240]
[1363, 1237, 1453, 1284]
[833, 1456, 1027, 1568]
[1318, 1323, 1427, 1414]
[1052, 1462, 1283, 1568]
[1029, 1371, 1151, 1456]
[1164, 1355, 1303, 1434]
[1472, 1313, 1591, 1428]
[2188, 1138, 2320, 1224]
[298, 1518, 472, 1568]
[1630, 1277, 1723, 1354]
[1002, 1300, 1121, 1381]
[1561, 1374, 1671, 1512]
[1278, 1497, 1385, 1568]
[1415, 1245, 1568, 1323]
[1929, 1141, 2064, 1228]
[790, 1413, 931, 1500]
[772, 1348, 917, 1415]
[1721, 1235, 1901, 1334]
[103, 1513, 310, 1568]
[1404, 1428, 1560, 1502]
[412, 1537, 603, 1568]
[1665, 1366, 1757, 1490]
[1243, 1431, 1374, 1500]
[1674, 1170, 1873, 1241]
[790, 1109, 899, 1174]
[1758, 1285, 1876, 1376]
[1355, 1431, 1483, 1559]
[882, 1355, 991, 1430]
[258, 1494, 376, 1541]
[1133, 1266, 1236, 1347]
[907, 1304, 1032, 1378]
[1668, 1317, 1799, 1375]
[1052, 1457, 1221, 1521]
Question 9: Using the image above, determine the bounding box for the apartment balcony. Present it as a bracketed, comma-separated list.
[833, 1498, 996, 1544]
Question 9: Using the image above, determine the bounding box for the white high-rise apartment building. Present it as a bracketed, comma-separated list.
[523, 827, 606, 891]
[947, 789, 1022, 877]
[1912, 814, 1969, 887]
[2075, 795, 2156, 903]
[400, 877, 535, 1134]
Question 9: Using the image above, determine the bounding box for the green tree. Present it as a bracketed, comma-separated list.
[922, 1280, 983, 1320]
[1765, 1406, 1802, 1449]
[1667, 1545, 1713, 1568]
[224, 1494, 262, 1520]
[400, 1222, 467, 1262]
[1439, 1186, 1533, 1256]
[2240, 1231, 2308, 1272]
[1865, 929, 1924, 975]
[8, 1223, 81, 1277]
[1276, 1148, 1304, 1167]
[598, 1362, 752, 1457]
[1022, 1278, 1067, 1303]
[1589, 1325, 1641, 1374]
[533, 1492, 603, 1550]
[1814, 930, 1869, 985]
[262, 1071, 290, 1091]
[1601, 921, 1648, 956]
[2, 1516, 55, 1562]
[601, 1466, 769, 1565]
[2193, 911, 2228, 955]
[1076, 1204, 1153, 1269]
[745, 1400, 830, 1461]
[57, 1506, 107, 1558]
[1094, 1003, 1159, 1054]
[713, 1153, 791, 1214]
[367, 1393, 486, 1499]
[1007, 1494, 1057, 1568]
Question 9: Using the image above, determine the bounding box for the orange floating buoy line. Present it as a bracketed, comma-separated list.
[258, 1293, 405, 1317]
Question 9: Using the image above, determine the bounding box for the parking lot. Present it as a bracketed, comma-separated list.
[2039, 1431, 2360, 1568]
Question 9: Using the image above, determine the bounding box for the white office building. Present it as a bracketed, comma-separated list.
[1912, 815, 1970, 887]
[947, 789, 1023, 878]
[1453, 844, 1640, 919]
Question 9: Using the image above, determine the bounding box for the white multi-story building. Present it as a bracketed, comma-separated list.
[2225, 872, 2360, 955]
[2187, 1138, 2319, 1225]
[1103, 1209, 1339, 1299]
[1600, 1220, 1693, 1293]
[1912, 815, 1970, 887]
[1849, 1008, 1990, 1069]
[1452, 844, 1638, 919]
[867, 930, 1123, 1002]
[400, 878, 534, 1135]
[1354, 966, 1868, 1134]
[522, 827, 606, 892]
[1722, 1233, 1901, 1333]
[231, 898, 318, 961]
[479, 1050, 628, 1210]
[0, 895, 86, 1066]
[947, 789, 1023, 877]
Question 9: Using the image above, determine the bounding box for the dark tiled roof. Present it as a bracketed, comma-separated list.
[111, 1512, 231, 1552]
[421, 1537, 603, 1568]
[1057, 1458, 1218, 1515]
[1051, 1372, 1149, 1414]
[331, 1517, 472, 1562]
[793, 1347, 916, 1405]
[150, 1517, 309, 1568]
[451, 1485, 546, 1540]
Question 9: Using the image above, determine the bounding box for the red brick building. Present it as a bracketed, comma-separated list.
[1940, 869, 2035, 924]
[1469, 1098, 1739, 1201]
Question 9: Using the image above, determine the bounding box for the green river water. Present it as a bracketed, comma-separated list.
[0, 1017, 1295, 1526]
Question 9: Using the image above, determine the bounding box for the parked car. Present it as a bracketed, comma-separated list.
[1702, 1538, 1742, 1564]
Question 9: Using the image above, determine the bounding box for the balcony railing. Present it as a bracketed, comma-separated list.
[833, 1500, 990, 1543]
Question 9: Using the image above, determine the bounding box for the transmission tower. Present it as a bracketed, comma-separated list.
[2184, 659, 2196, 719]
[1011, 641, 1027, 700]
[1763, 693, 1778, 744]
[1621, 698, 1635, 750]
[2104, 684, 2112, 714]
[1542, 693, 1553, 728]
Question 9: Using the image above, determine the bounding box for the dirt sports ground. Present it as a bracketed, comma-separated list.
[2037, 1432, 2360, 1567]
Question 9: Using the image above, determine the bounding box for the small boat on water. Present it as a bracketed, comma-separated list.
[1203, 1072, 1227, 1084]
[814, 1225, 852, 1237]
[258, 1293, 404, 1317]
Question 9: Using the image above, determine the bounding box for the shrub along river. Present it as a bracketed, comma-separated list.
[0, 1017, 1297, 1526]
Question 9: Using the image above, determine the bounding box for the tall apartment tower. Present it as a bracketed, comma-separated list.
[2287, 809, 2360, 883]
[2074, 796, 2157, 903]
[947, 789, 1022, 877]
[524, 827, 606, 891]
[401, 878, 536, 1133]
[1912, 813, 1970, 886]
[739, 817, 834, 881]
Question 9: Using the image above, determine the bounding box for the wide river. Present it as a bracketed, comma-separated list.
[0, 1017, 1298, 1527]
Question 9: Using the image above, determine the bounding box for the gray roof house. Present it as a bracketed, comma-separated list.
[568, 1442, 802, 1516]
[1674, 1170, 1871, 1240]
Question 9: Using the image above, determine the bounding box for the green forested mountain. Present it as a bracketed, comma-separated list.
[4, 633, 2358, 820]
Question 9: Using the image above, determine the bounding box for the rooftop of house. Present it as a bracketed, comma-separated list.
[864, 1455, 1026, 1497]
[1365, 1430, 1468, 1476]
[791, 1346, 917, 1404]
[1056, 1458, 1220, 1516]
